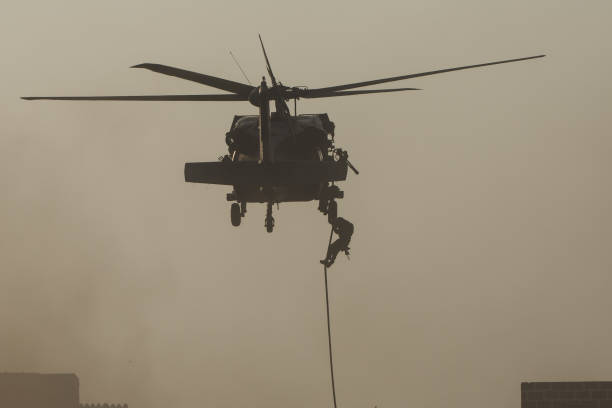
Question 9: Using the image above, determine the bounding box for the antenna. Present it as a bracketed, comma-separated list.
[229, 50, 252, 85]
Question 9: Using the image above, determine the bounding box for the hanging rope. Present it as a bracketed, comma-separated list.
[323, 224, 338, 408]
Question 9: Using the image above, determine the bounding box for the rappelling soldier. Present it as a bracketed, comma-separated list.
[320, 217, 354, 268]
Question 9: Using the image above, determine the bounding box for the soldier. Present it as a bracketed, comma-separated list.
[320, 217, 354, 268]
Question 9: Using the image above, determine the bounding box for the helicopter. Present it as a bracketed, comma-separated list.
[22, 36, 544, 233]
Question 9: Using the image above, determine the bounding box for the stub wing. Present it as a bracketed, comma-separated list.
[184, 160, 348, 185]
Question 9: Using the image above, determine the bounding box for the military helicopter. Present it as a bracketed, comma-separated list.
[23, 37, 544, 232]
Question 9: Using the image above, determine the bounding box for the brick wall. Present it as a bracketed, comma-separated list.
[522, 382, 612, 408]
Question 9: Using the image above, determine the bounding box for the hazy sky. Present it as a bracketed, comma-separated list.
[1, 1, 611, 407]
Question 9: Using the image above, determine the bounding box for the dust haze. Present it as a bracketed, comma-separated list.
[1, 1, 611, 407]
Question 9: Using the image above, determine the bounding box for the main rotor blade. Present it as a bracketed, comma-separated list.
[22, 94, 248, 101]
[309, 54, 545, 93]
[258, 34, 278, 86]
[301, 87, 421, 98]
[132, 63, 254, 95]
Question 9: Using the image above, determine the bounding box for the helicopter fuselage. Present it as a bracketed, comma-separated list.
[184, 112, 348, 204]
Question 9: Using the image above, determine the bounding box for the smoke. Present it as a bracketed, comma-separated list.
[2, 1, 612, 408]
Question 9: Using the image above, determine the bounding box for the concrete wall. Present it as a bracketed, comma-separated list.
[522, 382, 612, 408]
[0, 373, 79, 408]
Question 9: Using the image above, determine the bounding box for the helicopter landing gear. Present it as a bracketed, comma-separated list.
[265, 202, 275, 233]
[231, 202, 241, 226]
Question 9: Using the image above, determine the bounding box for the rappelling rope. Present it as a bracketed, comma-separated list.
[323, 224, 338, 408]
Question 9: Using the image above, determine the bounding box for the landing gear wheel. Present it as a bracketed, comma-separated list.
[328, 200, 338, 224]
[265, 216, 275, 233]
[231, 203, 241, 226]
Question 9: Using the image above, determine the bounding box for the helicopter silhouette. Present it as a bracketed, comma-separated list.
[22, 36, 544, 233]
